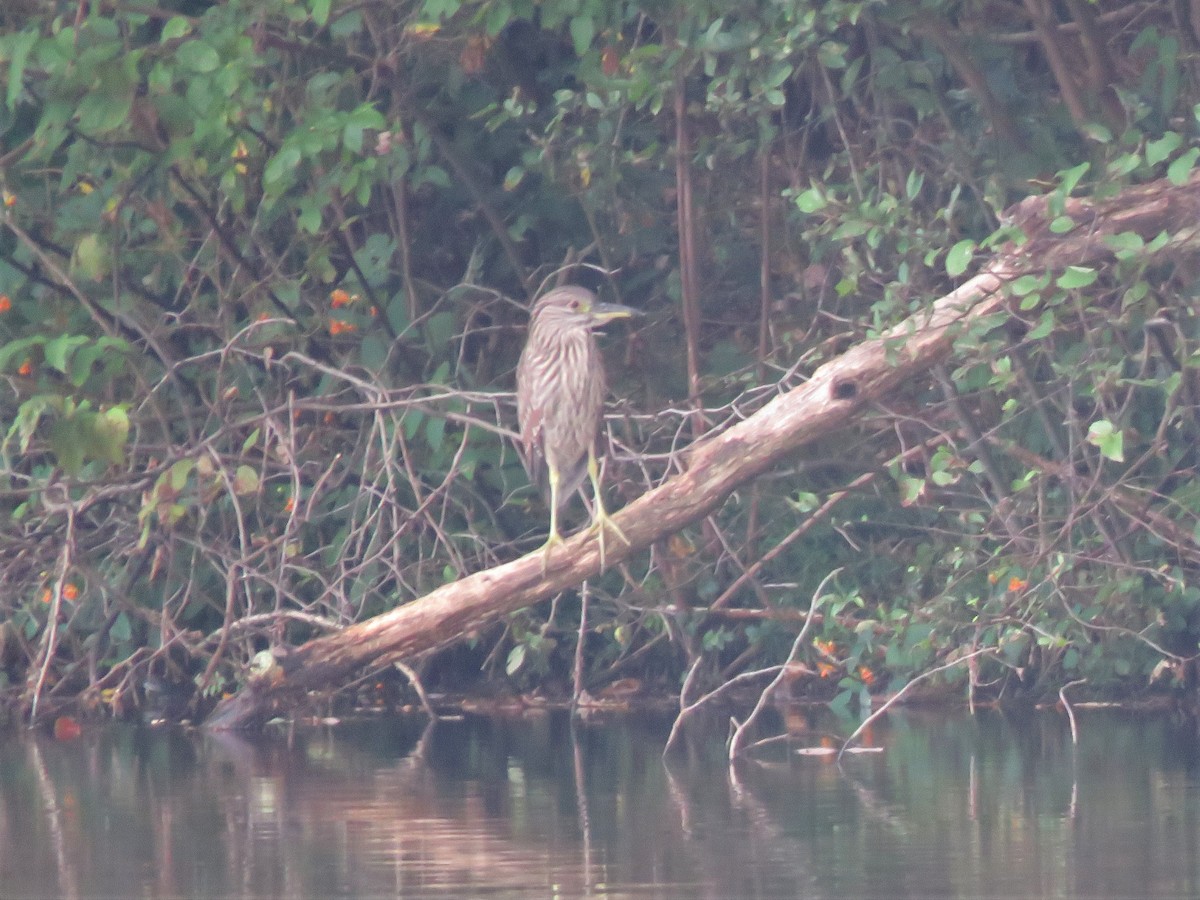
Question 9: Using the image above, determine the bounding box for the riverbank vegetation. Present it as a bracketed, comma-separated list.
[3, 0, 1200, 727]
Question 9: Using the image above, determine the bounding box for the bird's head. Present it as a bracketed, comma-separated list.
[531, 286, 641, 330]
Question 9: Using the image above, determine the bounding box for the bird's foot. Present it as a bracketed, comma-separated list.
[590, 508, 631, 570]
[537, 529, 566, 574]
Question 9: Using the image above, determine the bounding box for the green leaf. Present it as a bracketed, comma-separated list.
[1146, 132, 1181, 166]
[343, 122, 365, 155]
[233, 465, 260, 495]
[502, 165, 525, 191]
[177, 40, 221, 73]
[945, 239, 975, 277]
[4, 29, 38, 110]
[91, 407, 129, 466]
[110, 611, 132, 643]
[1104, 231, 1145, 259]
[569, 15, 595, 57]
[426, 415, 445, 453]
[359, 333, 389, 370]
[905, 170, 924, 200]
[169, 458, 194, 491]
[897, 476, 923, 505]
[1106, 152, 1141, 178]
[764, 60, 793, 89]
[1056, 266, 1097, 289]
[263, 143, 302, 190]
[1057, 161, 1090, 195]
[311, 0, 332, 27]
[48, 417, 84, 476]
[68, 337, 127, 388]
[6, 394, 59, 453]
[1027, 309, 1054, 340]
[330, 10, 363, 38]
[505, 643, 526, 677]
[1147, 231, 1171, 252]
[422, 0, 461, 21]
[43, 335, 88, 375]
[77, 79, 135, 134]
[72, 234, 110, 282]
[424, 312, 456, 352]
[385, 294, 410, 335]
[794, 187, 826, 213]
[1009, 274, 1046, 297]
[297, 199, 323, 234]
[1167, 147, 1200, 185]
[1086, 419, 1124, 462]
[161, 16, 191, 41]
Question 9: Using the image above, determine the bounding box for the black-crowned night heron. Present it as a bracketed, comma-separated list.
[517, 285, 639, 568]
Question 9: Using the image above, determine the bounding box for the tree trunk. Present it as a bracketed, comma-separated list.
[204, 171, 1200, 730]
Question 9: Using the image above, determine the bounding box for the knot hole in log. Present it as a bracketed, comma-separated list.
[831, 377, 858, 400]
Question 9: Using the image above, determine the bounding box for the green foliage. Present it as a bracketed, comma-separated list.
[1, 0, 1199, 718]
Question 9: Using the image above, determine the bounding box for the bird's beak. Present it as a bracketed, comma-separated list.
[589, 301, 642, 322]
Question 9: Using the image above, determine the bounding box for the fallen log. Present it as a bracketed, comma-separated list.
[203, 169, 1200, 730]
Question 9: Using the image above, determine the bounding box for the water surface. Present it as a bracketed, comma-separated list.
[1, 708, 1198, 898]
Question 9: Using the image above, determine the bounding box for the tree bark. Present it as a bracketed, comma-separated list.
[204, 170, 1200, 730]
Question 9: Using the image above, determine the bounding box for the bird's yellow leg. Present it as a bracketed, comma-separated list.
[587, 446, 630, 569]
[539, 466, 566, 573]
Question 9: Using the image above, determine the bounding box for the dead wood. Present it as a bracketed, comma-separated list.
[203, 170, 1200, 730]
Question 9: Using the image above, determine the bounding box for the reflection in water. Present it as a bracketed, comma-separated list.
[1, 709, 1199, 897]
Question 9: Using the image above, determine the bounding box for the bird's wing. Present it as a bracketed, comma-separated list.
[519, 404, 550, 499]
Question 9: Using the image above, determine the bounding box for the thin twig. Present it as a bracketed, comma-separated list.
[663, 663, 776, 757]
[837, 647, 995, 762]
[394, 659, 438, 720]
[28, 495, 76, 724]
[573, 581, 589, 707]
[1059, 678, 1086, 745]
[728, 568, 841, 761]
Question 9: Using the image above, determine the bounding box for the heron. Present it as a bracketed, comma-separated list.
[516, 285, 639, 569]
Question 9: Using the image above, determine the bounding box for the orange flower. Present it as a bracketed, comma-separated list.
[3, 190, 16, 207]
[330, 289, 354, 308]
[817, 662, 838, 679]
[0, 294, 10, 313]
[53, 716, 82, 740]
[283, 496, 295, 513]
[1007, 576, 1028, 592]
[328, 319, 356, 335]
[602, 46, 621, 77]
[17, 358, 31, 376]
[859, 666, 875, 685]
[987, 571, 999, 585]
[814, 639, 838, 657]
[42, 584, 79, 602]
